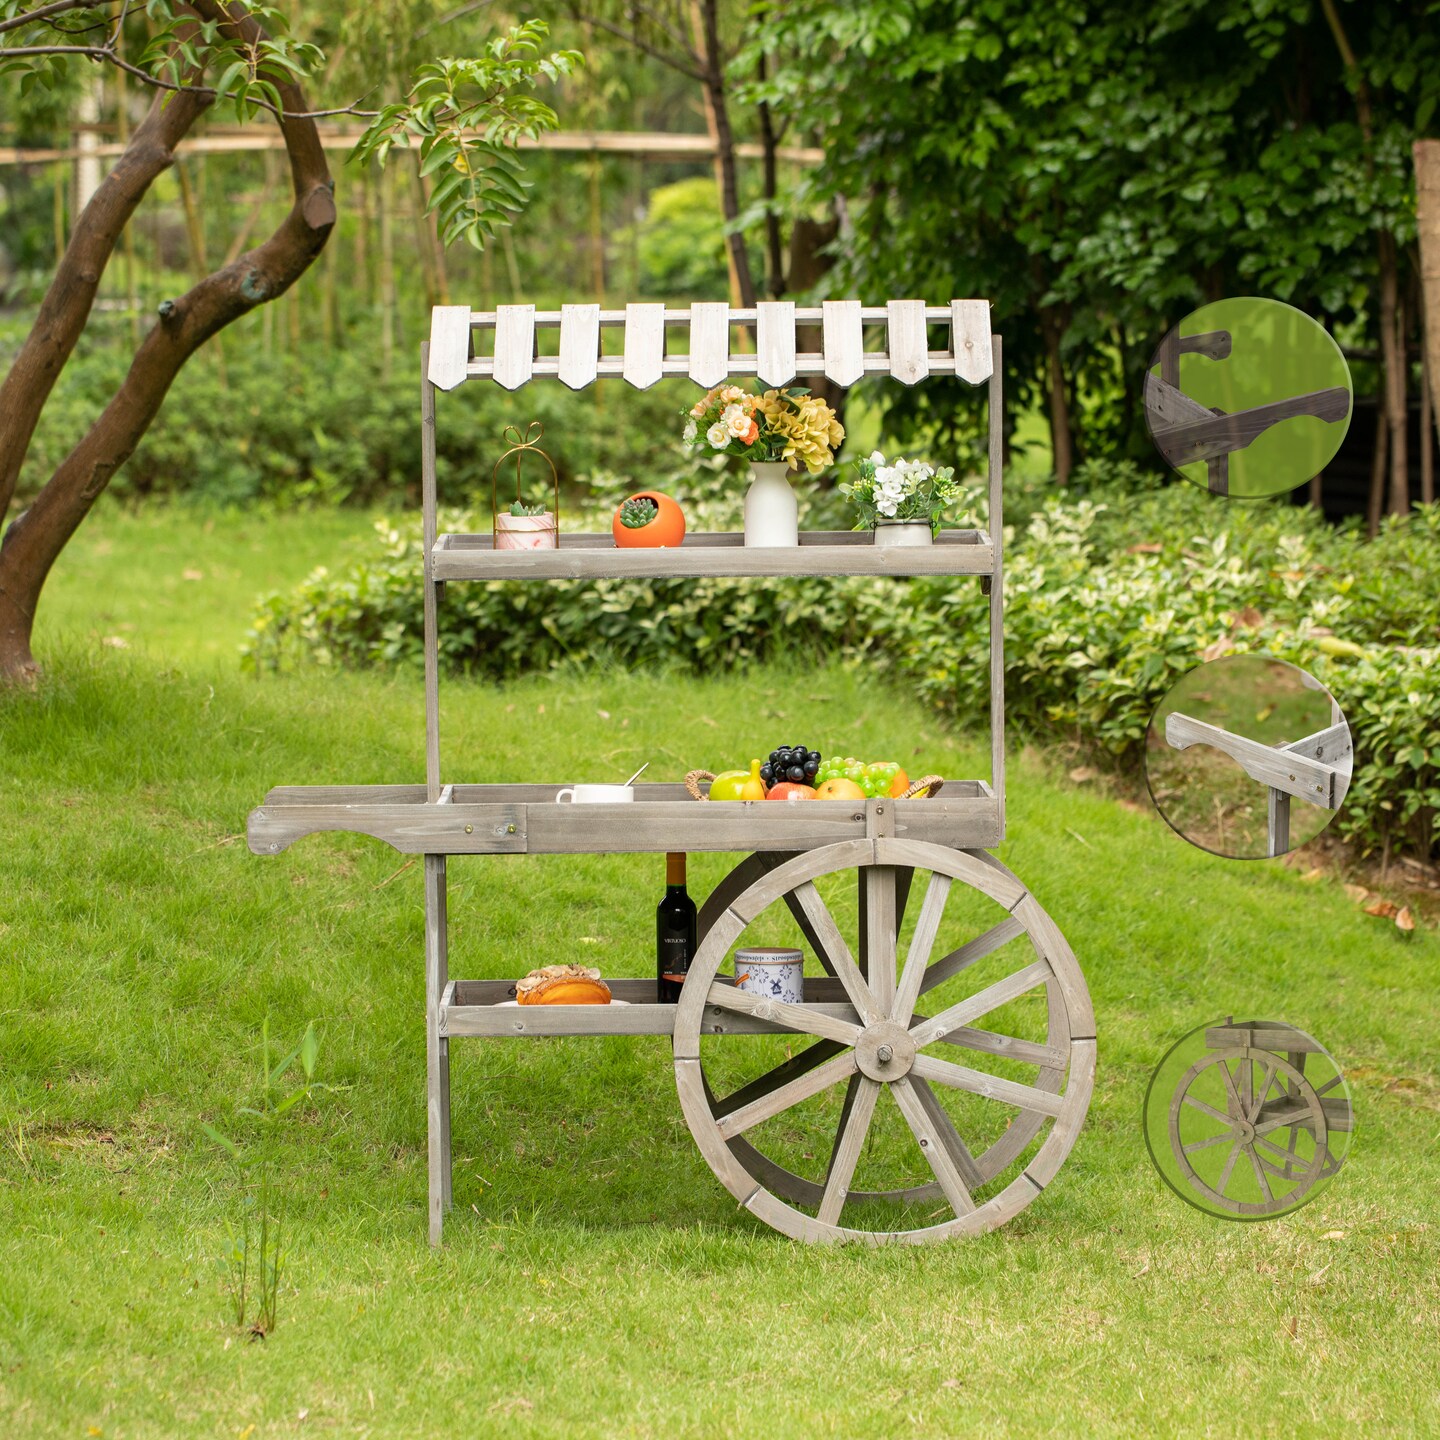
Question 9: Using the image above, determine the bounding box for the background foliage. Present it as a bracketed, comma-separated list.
[243, 466, 1440, 863]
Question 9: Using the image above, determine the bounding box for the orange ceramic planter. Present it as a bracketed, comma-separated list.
[613, 490, 686, 548]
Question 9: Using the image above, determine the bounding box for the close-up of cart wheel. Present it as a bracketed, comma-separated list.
[675, 838, 1095, 1243]
[1167, 1044, 1342, 1217]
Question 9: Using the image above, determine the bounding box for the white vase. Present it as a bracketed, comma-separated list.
[873, 520, 933, 548]
[744, 462, 798, 547]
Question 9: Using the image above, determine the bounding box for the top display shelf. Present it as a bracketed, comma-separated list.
[431, 529, 996, 581]
[425, 299, 995, 392]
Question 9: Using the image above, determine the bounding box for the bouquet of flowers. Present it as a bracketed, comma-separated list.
[682, 383, 845, 474]
[841, 451, 965, 535]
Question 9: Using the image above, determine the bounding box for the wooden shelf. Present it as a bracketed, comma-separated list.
[247, 781, 1003, 857]
[441, 976, 861, 1038]
[431, 528, 995, 581]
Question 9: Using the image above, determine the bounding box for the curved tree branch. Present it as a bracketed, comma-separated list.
[0, 0, 335, 682]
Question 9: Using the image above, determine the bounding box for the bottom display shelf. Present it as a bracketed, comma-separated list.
[440, 976, 858, 1038]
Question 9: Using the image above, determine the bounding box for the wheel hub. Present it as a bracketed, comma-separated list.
[1232, 1117, 1256, 1144]
[855, 1021, 916, 1081]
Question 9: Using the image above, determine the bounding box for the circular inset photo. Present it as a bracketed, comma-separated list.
[1143, 1017, 1353, 1221]
[1144, 297, 1352, 498]
[1145, 656, 1352, 860]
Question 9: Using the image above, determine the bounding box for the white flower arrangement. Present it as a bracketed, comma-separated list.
[841, 450, 968, 535]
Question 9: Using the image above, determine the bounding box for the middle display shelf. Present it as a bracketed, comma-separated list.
[430, 528, 996, 581]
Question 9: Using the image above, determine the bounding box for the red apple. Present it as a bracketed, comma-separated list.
[766, 782, 817, 801]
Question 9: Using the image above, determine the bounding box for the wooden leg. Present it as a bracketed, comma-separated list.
[1208, 453, 1229, 495]
[1268, 788, 1291, 857]
[425, 853, 451, 1245]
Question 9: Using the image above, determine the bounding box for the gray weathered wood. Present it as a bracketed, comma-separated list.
[910, 1052, 1067, 1117]
[951, 299, 993, 384]
[988, 336, 1005, 831]
[817, 1075, 881, 1225]
[702, 980, 864, 1048]
[420, 344, 441, 802]
[822, 300, 864, 387]
[908, 958, 1053, 1049]
[887, 299, 930, 385]
[908, 1074, 984, 1189]
[1268, 787, 1291, 857]
[424, 854, 450, 1245]
[492, 304, 535, 390]
[920, 914, 1026, 996]
[791, 880, 881, 1023]
[756, 300, 797, 387]
[622, 302, 665, 389]
[889, 1076, 975, 1215]
[427, 305, 472, 390]
[715, 1049, 857, 1140]
[556, 303, 600, 389]
[864, 864, 898, 1016]
[688, 301, 731, 387]
[892, 871, 952, 1024]
[1164, 712, 1342, 806]
[711, 1038, 846, 1120]
[431, 528, 996, 581]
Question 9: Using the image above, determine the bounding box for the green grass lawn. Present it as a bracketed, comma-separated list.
[2, 504, 1438, 1438]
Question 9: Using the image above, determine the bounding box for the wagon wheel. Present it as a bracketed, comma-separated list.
[1168, 1048, 1329, 1217]
[695, 850, 1071, 1209]
[674, 839, 1095, 1244]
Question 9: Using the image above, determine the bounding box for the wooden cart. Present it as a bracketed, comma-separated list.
[248, 299, 1097, 1246]
[1167, 1020, 1352, 1216]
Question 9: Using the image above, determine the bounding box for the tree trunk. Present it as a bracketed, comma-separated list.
[1039, 303, 1074, 484]
[1366, 391, 1388, 538]
[691, 0, 755, 308]
[0, 8, 334, 684]
[755, 50, 784, 299]
[1378, 230, 1409, 517]
[1416, 141, 1440, 491]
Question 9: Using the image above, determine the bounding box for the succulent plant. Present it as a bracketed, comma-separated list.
[619, 496, 659, 528]
[509, 501, 549, 517]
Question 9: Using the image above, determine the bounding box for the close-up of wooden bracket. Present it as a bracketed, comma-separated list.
[1145, 328, 1351, 495]
[1164, 707, 1353, 857]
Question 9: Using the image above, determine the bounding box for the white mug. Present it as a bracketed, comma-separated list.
[555, 784, 635, 803]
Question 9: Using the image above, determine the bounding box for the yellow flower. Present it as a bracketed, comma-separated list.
[767, 394, 845, 473]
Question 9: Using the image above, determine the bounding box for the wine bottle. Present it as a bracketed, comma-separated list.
[657, 852, 697, 1003]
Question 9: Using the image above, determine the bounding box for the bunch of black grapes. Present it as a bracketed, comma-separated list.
[761, 745, 821, 788]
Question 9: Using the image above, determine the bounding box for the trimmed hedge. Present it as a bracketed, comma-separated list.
[243, 469, 1440, 862]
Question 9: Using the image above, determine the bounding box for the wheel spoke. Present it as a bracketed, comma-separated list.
[1254, 1134, 1310, 1167]
[1241, 1055, 1253, 1116]
[790, 881, 880, 1024]
[1215, 1138, 1242, 1195]
[1248, 1145, 1274, 1203]
[1254, 1102, 1319, 1137]
[1218, 1058, 1245, 1119]
[937, 1026, 1068, 1070]
[909, 958, 1052, 1048]
[1315, 1074, 1343, 1097]
[919, 915, 1027, 996]
[1182, 1094, 1232, 1126]
[711, 1038, 845, 1121]
[890, 1077, 975, 1216]
[1248, 1059, 1278, 1122]
[910, 1052, 1066, 1118]
[704, 981, 863, 1047]
[1182, 1131, 1234, 1155]
[864, 865, 898, 1016]
[892, 871, 951, 1026]
[715, 1050, 858, 1140]
[817, 1076, 881, 1226]
[908, 1076, 983, 1189]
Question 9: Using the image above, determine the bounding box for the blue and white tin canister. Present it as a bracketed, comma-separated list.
[733, 946, 804, 1004]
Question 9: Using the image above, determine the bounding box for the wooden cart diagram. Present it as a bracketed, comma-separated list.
[1144, 326, 1351, 495]
[247, 299, 1097, 1246]
[1167, 1019, 1352, 1217]
[1164, 685, 1352, 857]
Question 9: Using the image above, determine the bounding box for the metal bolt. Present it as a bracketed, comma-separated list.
[464, 824, 473, 834]
[507, 823, 517, 834]
[877, 1044, 894, 1064]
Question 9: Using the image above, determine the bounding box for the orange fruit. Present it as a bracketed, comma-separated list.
[887, 768, 911, 798]
[814, 777, 866, 801]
